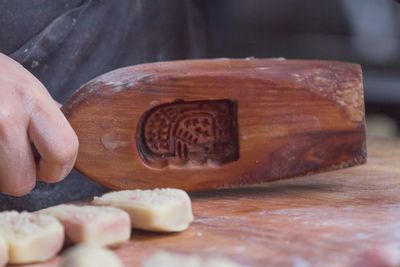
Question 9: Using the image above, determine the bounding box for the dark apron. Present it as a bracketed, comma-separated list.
[0, 0, 210, 210]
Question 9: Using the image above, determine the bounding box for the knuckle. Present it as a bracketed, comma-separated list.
[0, 107, 15, 134]
[0, 93, 28, 133]
[14, 84, 31, 101]
[0, 108, 12, 126]
[51, 135, 79, 165]
[31, 99, 47, 115]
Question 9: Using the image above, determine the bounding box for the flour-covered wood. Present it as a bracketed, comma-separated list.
[142, 251, 242, 267]
[13, 138, 400, 267]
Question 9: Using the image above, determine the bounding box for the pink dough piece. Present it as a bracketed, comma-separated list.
[39, 204, 131, 247]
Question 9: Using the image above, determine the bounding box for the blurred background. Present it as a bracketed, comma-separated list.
[207, 0, 400, 137]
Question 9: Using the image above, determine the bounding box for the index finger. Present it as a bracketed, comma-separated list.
[28, 101, 79, 183]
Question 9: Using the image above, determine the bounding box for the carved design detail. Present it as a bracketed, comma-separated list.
[136, 99, 239, 168]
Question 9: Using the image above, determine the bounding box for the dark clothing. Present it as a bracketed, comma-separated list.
[0, 0, 210, 210]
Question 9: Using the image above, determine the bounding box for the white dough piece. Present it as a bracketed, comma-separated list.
[142, 251, 242, 267]
[0, 235, 8, 267]
[92, 188, 193, 232]
[62, 244, 124, 267]
[39, 204, 131, 247]
[0, 211, 64, 264]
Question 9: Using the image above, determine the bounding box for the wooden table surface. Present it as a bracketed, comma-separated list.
[20, 137, 400, 267]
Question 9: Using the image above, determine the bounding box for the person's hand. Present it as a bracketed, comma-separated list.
[0, 53, 78, 196]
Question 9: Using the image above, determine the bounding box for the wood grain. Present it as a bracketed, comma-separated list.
[62, 59, 366, 191]
[16, 137, 400, 267]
